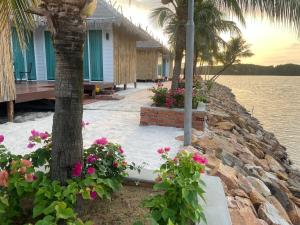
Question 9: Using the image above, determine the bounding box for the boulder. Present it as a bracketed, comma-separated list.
[249, 189, 267, 209]
[228, 196, 263, 225]
[258, 202, 290, 225]
[265, 155, 285, 173]
[247, 176, 271, 197]
[246, 142, 265, 159]
[265, 181, 291, 211]
[228, 189, 249, 198]
[267, 196, 292, 224]
[237, 173, 254, 194]
[211, 164, 239, 190]
[221, 152, 244, 168]
[286, 200, 300, 225]
[254, 158, 270, 172]
[216, 121, 235, 131]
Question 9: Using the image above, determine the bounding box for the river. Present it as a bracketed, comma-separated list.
[215, 75, 300, 168]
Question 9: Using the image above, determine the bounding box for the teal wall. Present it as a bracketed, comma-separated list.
[12, 28, 36, 80]
[44, 31, 56, 80]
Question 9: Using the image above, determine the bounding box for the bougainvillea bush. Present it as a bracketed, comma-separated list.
[150, 83, 207, 109]
[141, 148, 207, 225]
[0, 131, 136, 225]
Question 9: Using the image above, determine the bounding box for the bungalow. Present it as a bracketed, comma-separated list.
[11, 0, 156, 87]
[136, 40, 173, 81]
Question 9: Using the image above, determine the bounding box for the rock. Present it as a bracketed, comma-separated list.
[244, 165, 265, 178]
[286, 200, 300, 225]
[228, 196, 264, 225]
[211, 164, 239, 190]
[246, 142, 265, 159]
[265, 155, 285, 173]
[247, 176, 271, 197]
[228, 189, 249, 198]
[290, 195, 300, 207]
[266, 196, 292, 224]
[258, 202, 290, 225]
[216, 121, 235, 131]
[221, 152, 244, 168]
[254, 158, 270, 172]
[265, 181, 291, 211]
[276, 171, 289, 181]
[204, 154, 221, 174]
[288, 185, 300, 198]
[249, 189, 267, 209]
[237, 173, 254, 194]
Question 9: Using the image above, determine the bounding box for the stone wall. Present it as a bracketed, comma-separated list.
[140, 106, 206, 131]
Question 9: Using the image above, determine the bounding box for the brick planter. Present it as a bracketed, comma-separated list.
[140, 104, 206, 131]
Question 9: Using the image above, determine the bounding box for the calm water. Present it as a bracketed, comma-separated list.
[216, 76, 300, 168]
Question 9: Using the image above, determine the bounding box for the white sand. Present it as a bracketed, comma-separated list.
[0, 82, 183, 169]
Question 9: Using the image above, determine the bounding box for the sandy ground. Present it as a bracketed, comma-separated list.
[0, 82, 182, 169]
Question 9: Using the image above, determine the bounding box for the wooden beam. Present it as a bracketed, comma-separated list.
[7, 101, 14, 122]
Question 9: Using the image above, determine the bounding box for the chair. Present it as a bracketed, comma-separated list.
[19, 63, 32, 81]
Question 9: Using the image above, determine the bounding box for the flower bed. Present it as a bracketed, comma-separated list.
[140, 105, 206, 131]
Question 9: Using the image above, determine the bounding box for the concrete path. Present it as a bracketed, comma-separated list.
[0, 82, 182, 170]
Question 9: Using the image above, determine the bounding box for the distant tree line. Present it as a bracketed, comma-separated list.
[200, 63, 300, 76]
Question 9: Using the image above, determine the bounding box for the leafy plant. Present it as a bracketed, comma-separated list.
[151, 83, 207, 109]
[0, 132, 140, 225]
[142, 148, 207, 225]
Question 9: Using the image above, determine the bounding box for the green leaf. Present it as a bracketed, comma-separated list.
[55, 202, 76, 219]
[33, 200, 48, 218]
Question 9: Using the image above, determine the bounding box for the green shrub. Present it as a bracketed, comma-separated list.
[0, 132, 138, 225]
[142, 148, 207, 225]
[151, 83, 207, 109]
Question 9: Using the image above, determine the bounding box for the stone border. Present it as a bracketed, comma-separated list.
[140, 102, 207, 131]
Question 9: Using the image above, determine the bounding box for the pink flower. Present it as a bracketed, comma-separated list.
[86, 154, 98, 164]
[21, 159, 32, 168]
[164, 147, 171, 152]
[39, 132, 49, 140]
[0, 135, 4, 144]
[94, 137, 108, 146]
[90, 191, 97, 200]
[31, 129, 40, 137]
[25, 173, 35, 182]
[72, 162, 83, 177]
[0, 170, 8, 187]
[192, 153, 208, 165]
[157, 148, 164, 154]
[119, 147, 124, 154]
[87, 167, 95, 175]
[112, 161, 118, 168]
[121, 161, 127, 167]
[27, 142, 35, 149]
[81, 121, 90, 128]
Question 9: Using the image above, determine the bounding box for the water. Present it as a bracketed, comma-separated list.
[216, 75, 300, 168]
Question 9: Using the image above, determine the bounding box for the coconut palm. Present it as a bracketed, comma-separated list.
[210, 35, 254, 81]
[0, 0, 38, 103]
[156, 0, 300, 90]
[28, 0, 97, 184]
[194, 0, 241, 75]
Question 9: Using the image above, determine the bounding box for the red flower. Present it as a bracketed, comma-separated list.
[87, 167, 95, 175]
[0, 135, 4, 144]
[157, 148, 164, 154]
[72, 162, 83, 177]
[112, 161, 118, 168]
[90, 191, 97, 200]
[192, 153, 208, 165]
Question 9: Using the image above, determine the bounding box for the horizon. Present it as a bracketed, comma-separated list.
[117, 0, 300, 66]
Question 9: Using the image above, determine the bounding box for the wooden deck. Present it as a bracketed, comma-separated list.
[16, 81, 55, 103]
[3, 81, 115, 122]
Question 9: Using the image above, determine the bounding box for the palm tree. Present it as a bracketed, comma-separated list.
[0, 0, 37, 104]
[210, 36, 254, 81]
[193, 0, 241, 76]
[29, 0, 97, 184]
[155, 0, 300, 90]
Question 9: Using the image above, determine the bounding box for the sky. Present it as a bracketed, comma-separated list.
[116, 0, 300, 66]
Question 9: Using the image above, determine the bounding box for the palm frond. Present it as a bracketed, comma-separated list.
[0, 0, 39, 48]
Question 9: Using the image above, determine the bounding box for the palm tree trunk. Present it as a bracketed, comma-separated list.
[37, 0, 86, 184]
[171, 3, 187, 91]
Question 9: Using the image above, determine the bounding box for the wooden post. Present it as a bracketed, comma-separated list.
[124, 84, 127, 90]
[7, 101, 14, 122]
